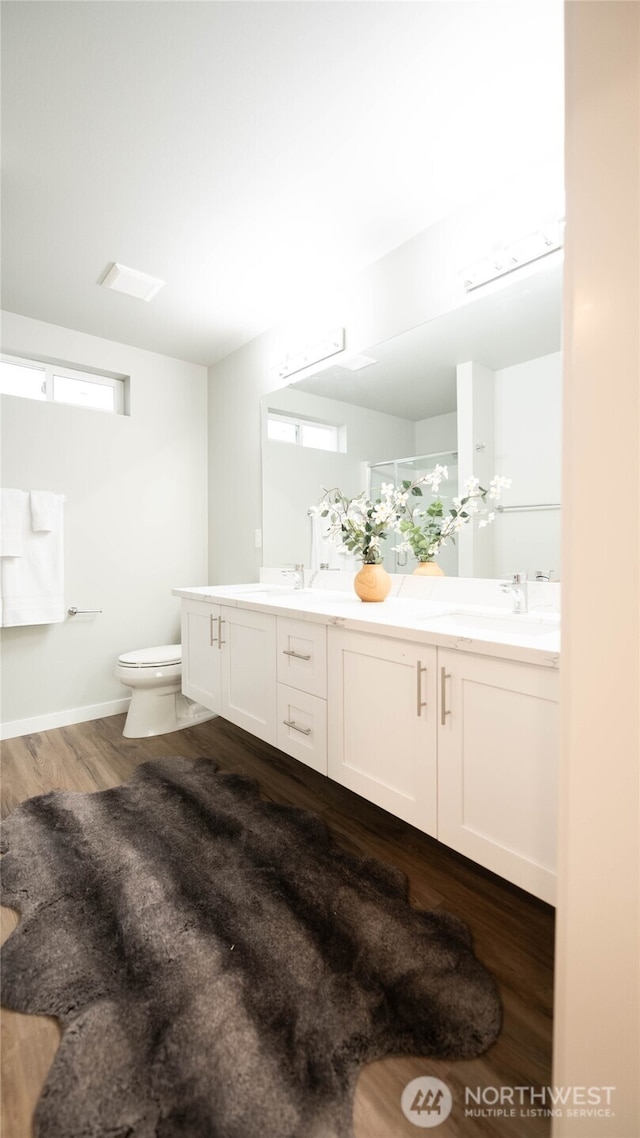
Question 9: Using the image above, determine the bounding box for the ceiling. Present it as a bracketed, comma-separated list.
[1, 1, 564, 367]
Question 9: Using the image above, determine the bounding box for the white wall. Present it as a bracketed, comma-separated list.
[414, 411, 458, 455]
[553, 3, 639, 1135]
[494, 351, 562, 578]
[0, 311, 208, 735]
[456, 360, 496, 578]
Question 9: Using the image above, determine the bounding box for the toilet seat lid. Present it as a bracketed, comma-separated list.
[118, 645, 181, 668]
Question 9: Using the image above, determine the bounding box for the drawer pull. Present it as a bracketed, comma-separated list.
[416, 661, 427, 716]
[283, 719, 311, 736]
[282, 649, 311, 661]
[440, 666, 451, 726]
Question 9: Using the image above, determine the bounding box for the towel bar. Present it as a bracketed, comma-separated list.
[68, 607, 102, 616]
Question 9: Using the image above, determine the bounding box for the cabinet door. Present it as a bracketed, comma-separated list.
[219, 606, 277, 744]
[180, 600, 221, 712]
[328, 629, 437, 835]
[437, 649, 559, 904]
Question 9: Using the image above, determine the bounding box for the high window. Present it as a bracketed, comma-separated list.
[0, 354, 127, 414]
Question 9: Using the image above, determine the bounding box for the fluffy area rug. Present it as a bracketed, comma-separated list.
[1, 756, 502, 1138]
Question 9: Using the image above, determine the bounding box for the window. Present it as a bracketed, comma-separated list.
[267, 411, 343, 452]
[0, 354, 127, 414]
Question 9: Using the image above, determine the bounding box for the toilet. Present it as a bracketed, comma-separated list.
[115, 644, 215, 738]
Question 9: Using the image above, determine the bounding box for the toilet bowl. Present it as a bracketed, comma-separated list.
[115, 644, 215, 738]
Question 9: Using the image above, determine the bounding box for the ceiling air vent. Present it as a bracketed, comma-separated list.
[100, 263, 165, 302]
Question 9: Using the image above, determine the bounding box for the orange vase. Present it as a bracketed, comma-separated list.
[353, 563, 392, 602]
[412, 561, 445, 577]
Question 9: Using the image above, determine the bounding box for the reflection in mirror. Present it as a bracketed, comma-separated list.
[368, 452, 459, 575]
[261, 258, 562, 579]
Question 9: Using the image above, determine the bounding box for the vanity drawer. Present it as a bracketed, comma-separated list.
[277, 683, 327, 774]
[276, 617, 327, 698]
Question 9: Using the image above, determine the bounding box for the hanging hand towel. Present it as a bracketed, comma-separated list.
[0, 488, 27, 558]
[309, 509, 358, 571]
[1, 492, 65, 626]
[30, 490, 62, 532]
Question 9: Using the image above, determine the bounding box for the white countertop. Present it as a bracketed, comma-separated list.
[173, 582, 561, 668]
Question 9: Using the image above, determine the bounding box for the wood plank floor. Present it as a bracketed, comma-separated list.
[1, 714, 555, 1138]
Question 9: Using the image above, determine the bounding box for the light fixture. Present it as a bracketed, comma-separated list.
[100, 263, 165, 302]
[274, 328, 345, 380]
[460, 221, 564, 292]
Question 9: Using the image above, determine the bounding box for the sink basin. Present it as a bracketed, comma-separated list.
[421, 611, 560, 638]
[226, 585, 314, 598]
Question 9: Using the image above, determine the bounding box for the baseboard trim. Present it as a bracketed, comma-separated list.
[0, 698, 131, 741]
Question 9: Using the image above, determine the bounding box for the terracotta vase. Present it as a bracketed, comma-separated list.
[412, 561, 445, 577]
[353, 562, 392, 603]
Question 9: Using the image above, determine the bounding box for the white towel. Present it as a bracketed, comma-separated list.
[30, 490, 62, 532]
[309, 510, 358, 571]
[0, 488, 27, 557]
[1, 491, 65, 626]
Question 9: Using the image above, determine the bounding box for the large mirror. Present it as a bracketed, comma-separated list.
[261, 258, 562, 579]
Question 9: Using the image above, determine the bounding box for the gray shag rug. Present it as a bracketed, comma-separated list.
[1, 756, 502, 1138]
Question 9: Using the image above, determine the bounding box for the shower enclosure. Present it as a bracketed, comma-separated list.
[368, 450, 459, 575]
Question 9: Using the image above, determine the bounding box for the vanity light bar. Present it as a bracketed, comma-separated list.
[274, 328, 345, 380]
[461, 225, 564, 292]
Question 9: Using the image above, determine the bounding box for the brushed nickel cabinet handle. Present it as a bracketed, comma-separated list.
[440, 666, 451, 726]
[282, 720, 311, 736]
[416, 661, 427, 716]
[218, 616, 225, 647]
[210, 612, 217, 646]
[282, 649, 312, 661]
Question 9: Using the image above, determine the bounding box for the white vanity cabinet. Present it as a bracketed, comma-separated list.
[437, 648, 559, 903]
[326, 627, 558, 903]
[181, 598, 222, 712]
[276, 617, 328, 774]
[180, 599, 277, 743]
[327, 629, 438, 835]
[219, 607, 277, 744]
[177, 589, 560, 903]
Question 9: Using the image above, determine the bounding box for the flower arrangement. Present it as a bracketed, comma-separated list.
[316, 482, 406, 564]
[393, 466, 511, 564]
[317, 467, 511, 567]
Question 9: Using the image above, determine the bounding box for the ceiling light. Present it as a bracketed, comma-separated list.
[461, 221, 564, 292]
[274, 328, 345, 381]
[100, 263, 165, 302]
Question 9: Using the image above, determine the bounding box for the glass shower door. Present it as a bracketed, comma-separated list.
[368, 451, 459, 575]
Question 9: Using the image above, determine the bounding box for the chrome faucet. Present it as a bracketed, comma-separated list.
[282, 563, 305, 590]
[500, 572, 528, 613]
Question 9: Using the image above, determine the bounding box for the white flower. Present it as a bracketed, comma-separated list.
[371, 502, 395, 524]
[487, 476, 512, 500]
